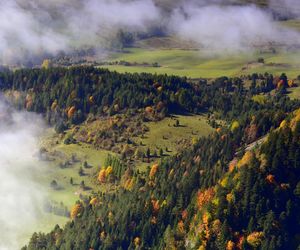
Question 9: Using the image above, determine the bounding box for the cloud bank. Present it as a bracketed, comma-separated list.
[270, 0, 300, 19]
[169, 3, 300, 53]
[0, 98, 46, 250]
[0, 0, 299, 64]
[0, 0, 160, 64]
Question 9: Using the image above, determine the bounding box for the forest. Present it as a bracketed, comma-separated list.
[0, 66, 297, 249]
[0, 0, 300, 249]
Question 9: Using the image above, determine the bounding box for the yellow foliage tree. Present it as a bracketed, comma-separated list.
[70, 203, 82, 219]
[290, 109, 300, 130]
[288, 79, 294, 87]
[226, 193, 233, 203]
[89, 197, 98, 206]
[279, 120, 288, 129]
[230, 121, 240, 132]
[237, 151, 254, 168]
[220, 176, 229, 188]
[134, 237, 141, 247]
[192, 137, 198, 145]
[149, 164, 159, 179]
[105, 166, 113, 176]
[124, 177, 135, 191]
[41, 59, 52, 69]
[99, 231, 106, 240]
[88, 96, 95, 105]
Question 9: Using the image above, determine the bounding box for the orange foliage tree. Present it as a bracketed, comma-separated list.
[67, 106, 76, 119]
[246, 232, 264, 248]
[98, 169, 106, 183]
[197, 188, 215, 209]
[226, 240, 235, 250]
[266, 174, 276, 184]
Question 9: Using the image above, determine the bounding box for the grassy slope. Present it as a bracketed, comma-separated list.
[23, 129, 113, 245]
[102, 19, 300, 79]
[136, 114, 213, 153]
[34, 114, 213, 219]
[288, 86, 300, 100]
[134, 114, 214, 171]
[280, 19, 300, 32]
[39, 129, 113, 208]
[104, 48, 250, 78]
[103, 47, 300, 79]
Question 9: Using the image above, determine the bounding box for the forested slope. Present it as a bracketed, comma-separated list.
[5, 67, 297, 249]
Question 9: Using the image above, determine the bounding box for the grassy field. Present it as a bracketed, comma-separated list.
[21, 213, 69, 248]
[20, 129, 114, 247]
[136, 114, 213, 153]
[280, 19, 300, 32]
[38, 129, 113, 208]
[288, 86, 300, 100]
[35, 114, 213, 210]
[102, 46, 300, 79]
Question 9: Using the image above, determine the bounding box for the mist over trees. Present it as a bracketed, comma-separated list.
[0, 0, 299, 65]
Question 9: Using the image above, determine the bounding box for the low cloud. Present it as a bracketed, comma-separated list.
[169, 3, 300, 53]
[0, 0, 160, 64]
[270, 0, 300, 19]
[0, 98, 46, 249]
[0, 0, 300, 64]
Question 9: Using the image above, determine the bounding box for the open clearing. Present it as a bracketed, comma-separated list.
[37, 114, 214, 204]
[288, 86, 300, 100]
[38, 129, 112, 208]
[101, 32, 300, 79]
[103, 47, 300, 79]
[135, 114, 213, 154]
[280, 19, 300, 32]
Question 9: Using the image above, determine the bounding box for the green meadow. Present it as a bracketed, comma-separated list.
[135, 114, 213, 154]
[103, 47, 300, 79]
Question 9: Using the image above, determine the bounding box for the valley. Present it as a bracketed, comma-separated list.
[1, 1, 300, 249]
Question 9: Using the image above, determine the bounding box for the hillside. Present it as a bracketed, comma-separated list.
[2, 1, 300, 249]
[0, 66, 296, 249]
[24, 73, 300, 249]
